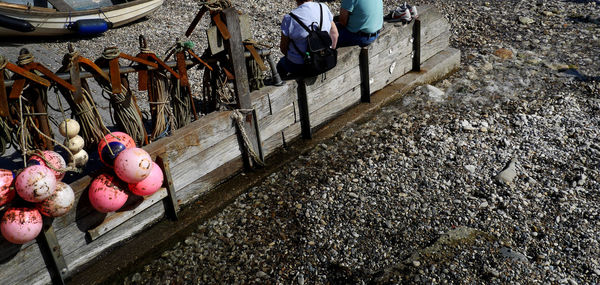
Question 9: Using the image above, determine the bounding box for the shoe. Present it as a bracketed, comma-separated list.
[408, 4, 418, 19]
[385, 3, 412, 23]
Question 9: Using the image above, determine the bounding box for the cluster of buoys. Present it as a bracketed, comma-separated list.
[0, 149, 75, 244]
[89, 132, 163, 213]
[60, 119, 89, 168]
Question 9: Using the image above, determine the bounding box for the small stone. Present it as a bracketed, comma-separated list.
[464, 165, 476, 173]
[256, 271, 268, 278]
[519, 16, 535, 25]
[461, 120, 476, 131]
[500, 247, 529, 263]
[494, 48, 514, 59]
[412, 260, 421, 267]
[298, 273, 305, 285]
[496, 159, 517, 185]
[131, 273, 142, 282]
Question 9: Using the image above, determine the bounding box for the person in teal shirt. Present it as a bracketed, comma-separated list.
[336, 0, 383, 47]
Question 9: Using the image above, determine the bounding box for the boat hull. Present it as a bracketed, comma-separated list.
[0, 0, 164, 36]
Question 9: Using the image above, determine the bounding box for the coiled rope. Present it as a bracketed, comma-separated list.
[56, 51, 111, 146]
[94, 47, 146, 146]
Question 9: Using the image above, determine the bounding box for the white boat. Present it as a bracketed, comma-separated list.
[0, 0, 164, 36]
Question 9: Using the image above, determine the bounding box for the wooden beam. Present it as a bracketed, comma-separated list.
[359, 47, 370, 103]
[224, 8, 261, 170]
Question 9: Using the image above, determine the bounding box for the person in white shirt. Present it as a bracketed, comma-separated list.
[277, 0, 339, 77]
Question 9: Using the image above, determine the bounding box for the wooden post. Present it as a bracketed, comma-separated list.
[37, 219, 67, 285]
[224, 8, 262, 170]
[412, 19, 421, 72]
[296, 79, 312, 139]
[156, 154, 179, 220]
[359, 47, 370, 103]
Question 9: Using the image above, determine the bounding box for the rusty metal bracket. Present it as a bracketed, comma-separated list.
[155, 154, 179, 220]
[212, 12, 231, 40]
[244, 43, 267, 71]
[37, 219, 68, 285]
[185, 6, 209, 37]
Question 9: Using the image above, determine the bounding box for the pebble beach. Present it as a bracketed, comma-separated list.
[35, 0, 600, 284]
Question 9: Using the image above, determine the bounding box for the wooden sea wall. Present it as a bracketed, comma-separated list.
[0, 5, 457, 284]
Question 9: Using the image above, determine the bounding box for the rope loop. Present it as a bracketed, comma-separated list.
[17, 52, 34, 66]
[0, 55, 7, 70]
[231, 109, 265, 167]
[102, 46, 120, 60]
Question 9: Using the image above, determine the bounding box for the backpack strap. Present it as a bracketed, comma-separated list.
[287, 4, 326, 56]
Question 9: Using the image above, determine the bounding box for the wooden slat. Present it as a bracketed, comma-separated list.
[307, 67, 361, 110]
[46, 0, 72, 11]
[171, 135, 241, 191]
[259, 103, 296, 141]
[87, 189, 169, 240]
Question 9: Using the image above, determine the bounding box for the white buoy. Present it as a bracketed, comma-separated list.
[64, 135, 85, 154]
[58, 119, 80, 138]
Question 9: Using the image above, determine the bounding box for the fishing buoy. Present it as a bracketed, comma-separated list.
[58, 119, 80, 138]
[0, 169, 15, 207]
[28, 150, 67, 181]
[97, 132, 136, 155]
[129, 162, 163, 196]
[15, 165, 56, 203]
[37, 182, 75, 217]
[70, 19, 110, 36]
[71, 149, 89, 168]
[65, 135, 85, 154]
[88, 173, 129, 213]
[1, 207, 43, 244]
[114, 148, 153, 184]
[99, 141, 127, 168]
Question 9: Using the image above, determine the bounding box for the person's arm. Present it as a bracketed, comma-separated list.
[329, 21, 338, 49]
[338, 8, 349, 27]
[280, 32, 290, 55]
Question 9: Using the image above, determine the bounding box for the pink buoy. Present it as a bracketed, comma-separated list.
[37, 182, 75, 217]
[88, 173, 129, 213]
[114, 148, 153, 183]
[97, 132, 136, 168]
[15, 165, 57, 203]
[129, 162, 163, 196]
[0, 169, 15, 207]
[28, 150, 67, 181]
[1, 207, 43, 244]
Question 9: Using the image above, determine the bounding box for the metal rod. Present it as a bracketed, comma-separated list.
[3, 49, 272, 87]
[267, 54, 283, 86]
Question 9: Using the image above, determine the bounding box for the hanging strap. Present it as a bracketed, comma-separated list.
[288, 3, 324, 55]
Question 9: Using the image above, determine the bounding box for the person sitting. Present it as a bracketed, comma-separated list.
[277, 0, 338, 78]
[336, 0, 383, 47]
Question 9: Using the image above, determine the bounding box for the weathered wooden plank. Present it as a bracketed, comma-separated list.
[171, 135, 241, 192]
[144, 111, 235, 168]
[266, 80, 298, 117]
[307, 67, 361, 111]
[176, 158, 244, 204]
[282, 122, 302, 146]
[262, 132, 285, 158]
[62, 201, 165, 273]
[259, 103, 296, 141]
[304, 47, 361, 93]
[421, 31, 450, 64]
[370, 54, 413, 92]
[87, 188, 169, 240]
[0, 239, 48, 285]
[250, 86, 273, 119]
[310, 86, 362, 129]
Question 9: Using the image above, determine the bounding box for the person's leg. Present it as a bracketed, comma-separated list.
[336, 23, 364, 48]
[358, 33, 379, 47]
[277, 57, 307, 78]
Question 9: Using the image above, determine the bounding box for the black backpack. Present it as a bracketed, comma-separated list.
[289, 3, 337, 77]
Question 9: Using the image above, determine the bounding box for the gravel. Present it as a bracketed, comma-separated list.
[62, 0, 600, 284]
